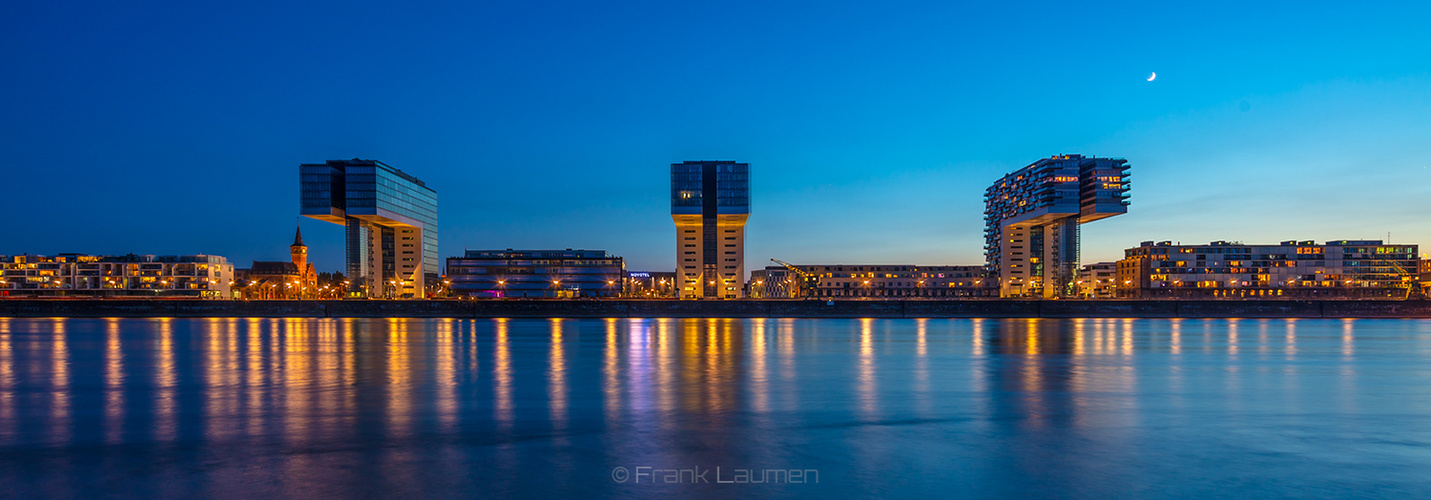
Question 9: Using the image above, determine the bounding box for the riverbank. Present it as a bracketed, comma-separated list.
[3, 298, 1431, 318]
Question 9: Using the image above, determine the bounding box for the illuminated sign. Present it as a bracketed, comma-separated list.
[628, 272, 651, 278]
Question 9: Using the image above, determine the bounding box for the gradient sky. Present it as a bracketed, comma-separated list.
[3, 1, 1429, 274]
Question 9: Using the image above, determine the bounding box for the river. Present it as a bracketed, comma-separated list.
[1, 317, 1429, 498]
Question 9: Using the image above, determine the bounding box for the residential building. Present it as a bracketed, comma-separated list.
[300, 159, 438, 298]
[447, 249, 624, 298]
[1421, 258, 1431, 297]
[985, 154, 1130, 298]
[751, 264, 994, 298]
[1077, 262, 1118, 298]
[1116, 240, 1419, 298]
[672, 160, 749, 299]
[0, 253, 233, 298]
[624, 271, 677, 298]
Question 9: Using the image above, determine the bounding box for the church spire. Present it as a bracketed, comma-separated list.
[292, 225, 305, 248]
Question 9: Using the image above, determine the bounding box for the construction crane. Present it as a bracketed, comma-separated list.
[771, 258, 821, 299]
[1366, 257, 1420, 300]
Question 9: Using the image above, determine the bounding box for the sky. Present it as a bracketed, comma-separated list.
[3, 1, 1429, 274]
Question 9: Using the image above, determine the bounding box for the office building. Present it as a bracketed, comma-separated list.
[985, 154, 1130, 298]
[300, 159, 438, 298]
[1077, 262, 1118, 298]
[672, 160, 749, 299]
[447, 249, 624, 298]
[1116, 240, 1419, 298]
[0, 253, 233, 298]
[752, 264, 994, 298]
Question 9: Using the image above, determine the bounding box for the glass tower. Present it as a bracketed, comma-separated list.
[300, 159, 438, 298]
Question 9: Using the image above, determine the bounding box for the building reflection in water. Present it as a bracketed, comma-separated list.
[436, 318, 456, 433]
[1228, 319, 1240, 357]
[155, 318, 175, 443]
[106, 319, 126, 445]
[913, 318, 929, 416]
[0, 318, 12, 446]
[778, 318, 798, 414]
[1285, 319, 1298, 358]
[857, 318, 878, 420]
[0, 316, 1416, 498]
[603, 319, 622, 422]
[494, 318, 513, 431]
[50, 318, 71, 445]
[748, 318, 769, 415]
[1342, 319, 1355, 358]
[549, 318, 568, 440]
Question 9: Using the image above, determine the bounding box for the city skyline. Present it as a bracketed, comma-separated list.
[3, 1, 1429, 274]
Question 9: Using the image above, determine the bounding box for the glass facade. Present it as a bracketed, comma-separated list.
[984, 155, 1130, 298]
[671, 161, 750, 299]
[447, 250, 625, 298]
[671, 161, 748, 214]
[300, 159, 438, 298]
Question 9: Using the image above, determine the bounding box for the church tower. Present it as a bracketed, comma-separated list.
[291, 225, 307, 269]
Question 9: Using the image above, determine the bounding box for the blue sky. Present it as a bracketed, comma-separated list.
[3, 1, 1428, 273]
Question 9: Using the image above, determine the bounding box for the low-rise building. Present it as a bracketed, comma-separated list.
[236, 227, 320, 299]
[1420, 258, 1431, 297]
[1077, 262, 1118, 298]
[1116, 240, 1419, 298]
[0, 253, 233, 298]
[624, 271, 677, 298]
[448, 249, 624, 298]
[752, 264, 994, 299]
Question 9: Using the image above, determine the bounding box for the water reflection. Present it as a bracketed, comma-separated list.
[50, 319, 71, 445]
[0, 317, 1427, 498]
[0, 318, 12, 445]
[857, 318, 877, 419]
[549, 318, 568, 440]
[106, 319, 125, 444]
[494, 318, 513, 430]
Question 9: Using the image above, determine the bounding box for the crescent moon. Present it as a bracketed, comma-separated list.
[1147, 72, 1157, 82]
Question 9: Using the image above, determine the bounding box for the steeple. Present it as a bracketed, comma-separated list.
[290, 225, 308, 270]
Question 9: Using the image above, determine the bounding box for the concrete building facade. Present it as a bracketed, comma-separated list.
[0, 254, 233, 298]
[985, 154, 1130, 298]
[448, 249, 624, 298]
[671, 160, 749, 299]
[301, 159, 438, 298]
[1116, 240, 1419, 298]
[1077, 262, 1118, 298]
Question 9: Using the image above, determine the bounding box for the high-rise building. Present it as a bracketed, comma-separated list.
[671, 160, 749, 299]
[984, 154, 1130, 298]
[300, 159, 438, 298]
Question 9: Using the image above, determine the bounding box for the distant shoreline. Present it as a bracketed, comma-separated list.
[2, 299, 1430, 319]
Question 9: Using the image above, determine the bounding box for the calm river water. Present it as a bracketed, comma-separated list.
[1, 317, 1430, 498]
